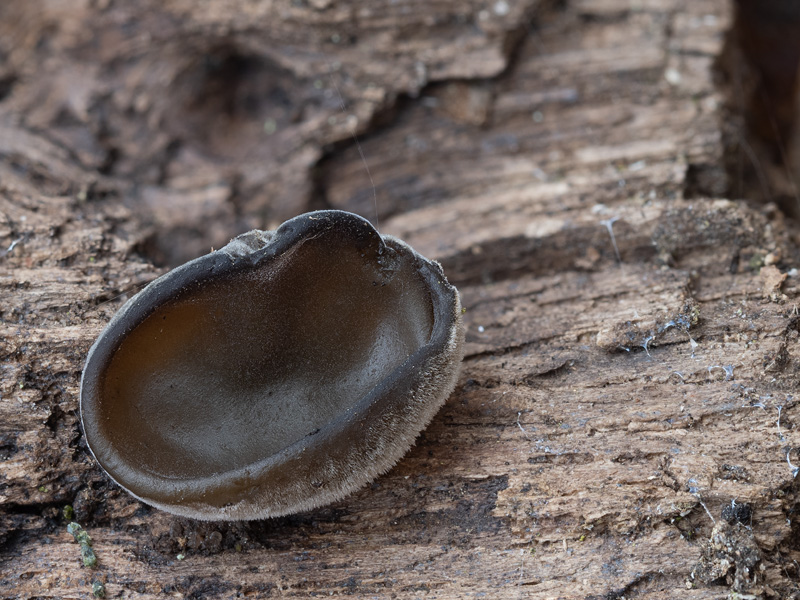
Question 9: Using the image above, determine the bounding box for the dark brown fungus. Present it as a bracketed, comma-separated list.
[80, 210, 464, 520]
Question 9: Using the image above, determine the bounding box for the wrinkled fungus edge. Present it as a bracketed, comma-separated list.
[80, 211, 465, 520]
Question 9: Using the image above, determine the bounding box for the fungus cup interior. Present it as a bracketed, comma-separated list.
[81, 210, 464, 520]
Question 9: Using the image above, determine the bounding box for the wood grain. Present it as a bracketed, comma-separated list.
[3, 0, 800, 598]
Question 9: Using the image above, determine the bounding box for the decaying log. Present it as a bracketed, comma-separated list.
[3, 0, 800, 598]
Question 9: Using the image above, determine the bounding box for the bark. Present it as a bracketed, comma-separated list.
[3, 0, 800, 598]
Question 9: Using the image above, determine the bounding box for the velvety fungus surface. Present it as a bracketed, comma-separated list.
[80, 210, 464, 520]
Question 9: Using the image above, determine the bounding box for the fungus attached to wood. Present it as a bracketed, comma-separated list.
[80, 210, 465, 520]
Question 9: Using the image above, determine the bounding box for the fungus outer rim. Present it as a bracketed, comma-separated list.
[80, 211, 464, 519]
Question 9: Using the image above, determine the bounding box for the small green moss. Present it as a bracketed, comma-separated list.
[176, 553, 185, 561]
[38, 485, 48, 493]
[63, 505, 74, 521]
[67, 522, 97, 568]
[67, 522, 91, 545]
[92, 580, 105, 598]
[81, 544, 97, 568]
[749, 254, 764, 271]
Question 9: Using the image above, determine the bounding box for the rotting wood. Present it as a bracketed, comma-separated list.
[3, 0, 800, 599]
[0, 0, 544, 267]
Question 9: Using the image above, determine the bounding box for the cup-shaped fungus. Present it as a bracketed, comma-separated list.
[80, 210, 464, 520]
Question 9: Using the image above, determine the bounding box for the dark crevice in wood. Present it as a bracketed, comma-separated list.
[715, 0, 800, 218]
[311, 0, 563, 227]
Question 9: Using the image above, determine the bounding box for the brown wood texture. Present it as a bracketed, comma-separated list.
[3, 0, 800, 598]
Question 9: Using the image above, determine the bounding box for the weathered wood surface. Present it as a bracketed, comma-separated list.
[3, 0, 800, 598]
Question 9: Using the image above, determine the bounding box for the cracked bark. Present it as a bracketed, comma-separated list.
[3, 0, 800, 598]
